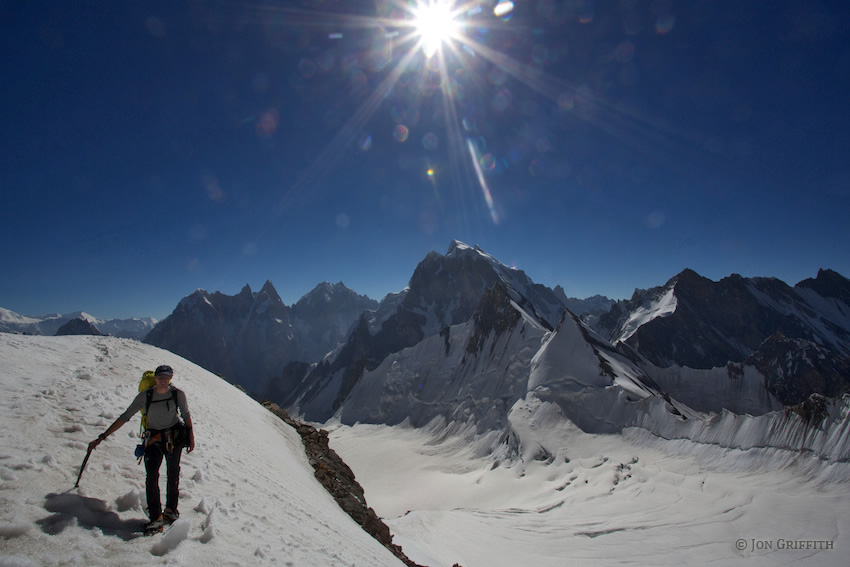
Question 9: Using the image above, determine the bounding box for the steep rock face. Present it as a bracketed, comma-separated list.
[291, 282, 379, 362]
[642, 363, 784, 416]
[465, 282, 523, 357]
[265, 361, 313, 409]
[145, 284, 289, 394]
[55, 318, 102, 336]
[746, 333, 850, 406]
[286, 315, 375, 419]
[145, 281, 376, 396]
[337, 280, 549, 432]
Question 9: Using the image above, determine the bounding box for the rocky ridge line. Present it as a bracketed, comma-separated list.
[261, 402, 448, 567]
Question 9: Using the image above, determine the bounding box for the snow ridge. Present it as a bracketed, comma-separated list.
[0, 334, 408, 566]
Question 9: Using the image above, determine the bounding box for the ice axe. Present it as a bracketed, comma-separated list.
[74, 445, 94, 488]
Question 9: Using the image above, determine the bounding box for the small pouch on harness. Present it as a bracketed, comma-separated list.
[136, 430, 150, 464]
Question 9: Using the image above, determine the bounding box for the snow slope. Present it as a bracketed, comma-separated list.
[0, 334, 406, 567]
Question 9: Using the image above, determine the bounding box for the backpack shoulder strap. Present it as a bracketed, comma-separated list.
[144, 387, 155, 416]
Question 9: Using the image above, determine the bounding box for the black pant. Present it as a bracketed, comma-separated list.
[144, 438, 182, 520]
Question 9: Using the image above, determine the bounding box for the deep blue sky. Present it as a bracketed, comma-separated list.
[2, 0, 849, 320]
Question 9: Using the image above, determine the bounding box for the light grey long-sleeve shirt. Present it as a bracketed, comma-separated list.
[119, 387, 191, 431]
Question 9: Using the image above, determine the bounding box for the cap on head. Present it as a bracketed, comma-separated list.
[154, 365, 174, 377]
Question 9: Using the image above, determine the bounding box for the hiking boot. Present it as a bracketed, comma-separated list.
[144, 515, 165, 533]
[162, 508, 179, 524]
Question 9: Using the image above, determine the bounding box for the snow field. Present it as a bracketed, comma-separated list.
[0, 334, 406, 566]
[329, 396, 850, 567]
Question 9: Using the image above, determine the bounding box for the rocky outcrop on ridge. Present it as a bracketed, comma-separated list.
[261, 402, 429, 567]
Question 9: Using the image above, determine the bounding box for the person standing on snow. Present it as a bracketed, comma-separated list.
[88, 364, 195, 531]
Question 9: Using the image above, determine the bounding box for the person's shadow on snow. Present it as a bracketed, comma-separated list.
[37, 493, 146, 541]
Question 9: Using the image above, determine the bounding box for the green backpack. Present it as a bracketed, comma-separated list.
[139, 370, 156, 430]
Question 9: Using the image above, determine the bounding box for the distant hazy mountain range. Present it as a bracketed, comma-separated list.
[0, 308, 156, 340]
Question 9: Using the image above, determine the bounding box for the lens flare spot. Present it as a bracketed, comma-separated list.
[492, 88, 512, 113]
[531, 44, 549, 65]
[358, 133, 373, 151]
[579, 3, 594, 24]
[422, 132, 439, 150]
[615, 41, 635, 64]
[529, 159, 546, 176]
[655, 15, 675, 34]
[202, 173, 225, 202]
[426, 167, 435, 178]
[494, 1, 514, 19]
[488, 66, 508, 86]
[479, 153, 496, 171]
[394, 124, 409, 142]
[558, 92, 575, 111]
[255, 108, 280, 138]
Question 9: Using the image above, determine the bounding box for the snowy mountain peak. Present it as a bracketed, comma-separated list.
[446, 239, 469, 254]
[446, 240, 504, 270]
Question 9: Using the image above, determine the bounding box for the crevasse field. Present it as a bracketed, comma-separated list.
[1, 334, 847, 566]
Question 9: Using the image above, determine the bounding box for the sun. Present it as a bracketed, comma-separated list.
[413, 0, 459, 58]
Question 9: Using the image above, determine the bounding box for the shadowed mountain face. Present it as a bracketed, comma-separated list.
[55, 318, 102, 336]
[597, 269, 850, 370]
[144, 281, 376, 395]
